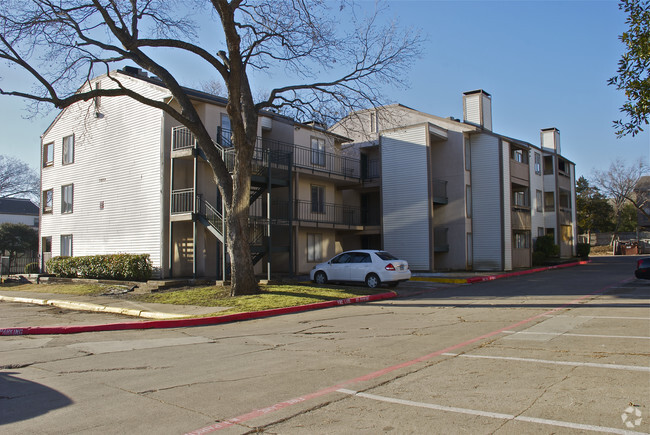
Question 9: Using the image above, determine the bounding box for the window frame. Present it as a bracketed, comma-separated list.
[61, 184, 74, 214]
[311, 184, 325, 214]
[544, 191, 555, 212]
[536, 190, 543, 212]
[62, 134, 74, 165]
[310, 137, 326, 167]
[534, 152, 541, 175]
[43, 142, 54, 168]
[307, 233, 322, 262]
[42, 189, 53, 214]
[60, 234, 73, 257]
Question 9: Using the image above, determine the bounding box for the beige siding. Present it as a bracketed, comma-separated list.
[40, 75, 167, 273]
[381, 126, 430, 270]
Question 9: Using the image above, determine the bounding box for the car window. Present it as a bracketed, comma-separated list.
[375, 251, 398, 261]
[640, 259, 650, 268]
[332, 253, 352, 264]
[349, 252, 371, 263]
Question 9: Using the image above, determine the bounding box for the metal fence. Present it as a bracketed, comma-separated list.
[1, 256, 39, 275]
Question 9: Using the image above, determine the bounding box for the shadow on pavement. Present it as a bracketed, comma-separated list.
[0, 372, 73, 425]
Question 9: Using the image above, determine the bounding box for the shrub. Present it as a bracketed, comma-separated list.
[576, 243, 590, 259]
[24, 262, 39, 274]
[46, 254, 152, 281]
[532, 251, 547, 266]
[534, 235, 560, 258]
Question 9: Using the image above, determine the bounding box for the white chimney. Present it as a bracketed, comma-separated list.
[540, 128, 560, 154]
[463, 90, 492, 131]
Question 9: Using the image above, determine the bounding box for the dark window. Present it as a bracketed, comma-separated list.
[544, 192, 555, 211]
[375, 251, 398, 261]
[544, 156, 554, 175]
[331, 253, 353, 264]
[311, 185, 325, 213]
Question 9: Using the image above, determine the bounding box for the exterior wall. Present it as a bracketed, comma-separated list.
[40, 74, 168, 275]
[469, 133, 503, 270]
[381, 125, 430, 270]
[502, 141, 512, 271]
[429, 129, 468, 270]
[296, 227, 337, 274]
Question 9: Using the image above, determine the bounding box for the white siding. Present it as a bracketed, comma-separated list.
[464, 94, 481, 126]
[470, 133, 502, 270]
[381, 126, 430, 270]
[40, 75, 168, 272]
[502, 141, 512, 271]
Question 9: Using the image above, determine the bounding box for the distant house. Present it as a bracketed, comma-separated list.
[0, 198, 39, 229]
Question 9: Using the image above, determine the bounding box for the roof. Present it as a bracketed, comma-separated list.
[0, 198, 39, 216]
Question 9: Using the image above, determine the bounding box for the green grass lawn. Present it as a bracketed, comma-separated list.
[131, 284, 384, 314]
[0, 281, 390, 315]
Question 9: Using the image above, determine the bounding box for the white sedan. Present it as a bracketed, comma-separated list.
[310, 250, 411, 288]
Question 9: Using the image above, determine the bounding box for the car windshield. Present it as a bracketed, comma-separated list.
[374, 251, 399, 261]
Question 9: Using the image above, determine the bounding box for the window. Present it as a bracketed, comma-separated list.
[61, 184, 74, 214]
[466, 233, 473, 267]
[558, 158, 569, 176]
[42, 236, 52, 253]
[94, 82, 101, 113]
[512, 148, 528, 164]
[63, 135, 74, 165]
[559, 191, 570, 209]
[311, 185, 325, 213]
[42, 189, 53, 213]
[466, 185, 472, 218]
[307, 233, 322, 262]
[538, 227, 545, 237]
[43, 142, 54, 167]
[60, 234, 73, 257]
[544, 192, 555, 211]
[369, 111, 377, 133]
[311, 137, 325, 166]
[514, 231, 530, 249]
[534, 152, 541, 175]
[350, 252, 371, 263]
[544, 155, 554, 175]
[221, 113, 231, 131]
[464, 140, 471, 171]
[513, 189, 529, 208]
[536, 190, 543, 212]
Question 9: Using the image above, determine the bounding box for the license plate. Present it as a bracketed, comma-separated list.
[399, 265, 404, 271]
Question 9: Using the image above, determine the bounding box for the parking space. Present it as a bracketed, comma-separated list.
[253, 279, 649, 434]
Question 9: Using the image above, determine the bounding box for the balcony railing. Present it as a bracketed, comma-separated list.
[171, 126, 360, 179]
[362, 158, 380, 180]
[171, 188, 195, 214]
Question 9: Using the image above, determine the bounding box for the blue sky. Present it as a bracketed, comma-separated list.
[0, 0, 647, 179]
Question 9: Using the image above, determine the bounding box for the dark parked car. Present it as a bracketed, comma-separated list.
[634, 258, 650, 279]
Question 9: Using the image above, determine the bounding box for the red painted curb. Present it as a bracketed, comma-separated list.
[465, 260, 590, 284]
[0, 291, 397, 336]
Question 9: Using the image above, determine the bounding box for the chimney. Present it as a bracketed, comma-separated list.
[463, 90, 492, 131]
[540, 128, 560, 154]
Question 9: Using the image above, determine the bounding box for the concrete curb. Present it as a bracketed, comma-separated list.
[411, 260, 590, 284]
[0, 291, 398, 336]
[0, 295, 191, 320]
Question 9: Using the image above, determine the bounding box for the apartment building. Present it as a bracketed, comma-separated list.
[39, 70, 576, 277]
[39, 67, 376, 278]
[331, 90, 577, 272]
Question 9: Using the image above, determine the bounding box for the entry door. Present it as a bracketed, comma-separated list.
[560, 225, 572, 257]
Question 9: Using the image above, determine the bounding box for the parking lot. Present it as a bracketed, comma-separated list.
[1, 256, 649, 434]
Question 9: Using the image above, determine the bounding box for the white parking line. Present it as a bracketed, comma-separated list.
[442, 353, 650, 372]
[503, 330, 650, 340]
[544, 315, 650, 320]
[337, 389, 646, 435]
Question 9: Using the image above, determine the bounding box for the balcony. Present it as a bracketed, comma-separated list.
[510, 159, 529, 184]
[511, 208, 531, 230]
[434, 227, 449, 252]
[248, 199, 376, 229]
[171, 126, 361, 180]
[432, 179, 448, 204]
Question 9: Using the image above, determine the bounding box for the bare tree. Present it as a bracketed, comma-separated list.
[0, 155, 39, 202]
[592, 157, 650, 234]
[0, 0, 422, 295]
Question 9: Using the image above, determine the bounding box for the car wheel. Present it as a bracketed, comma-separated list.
[314, 271, 327, 285]
[365, 273, 380, 288]
[387, 282, 399, 288]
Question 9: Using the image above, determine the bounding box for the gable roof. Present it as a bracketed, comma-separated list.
[0, 198, 39, 216]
